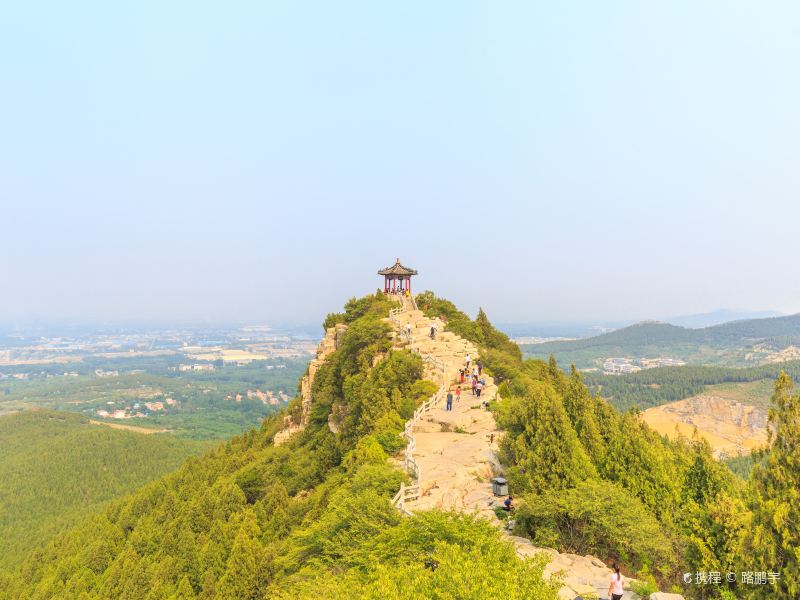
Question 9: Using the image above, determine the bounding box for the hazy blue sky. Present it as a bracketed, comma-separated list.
[2, 1, 799, 325]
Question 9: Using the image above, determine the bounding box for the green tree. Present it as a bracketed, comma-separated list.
[216, 528, 262, 600]
[564, 366, 606, 464]
[170, 575, 197, 600]
[514, 480, 674, 573]
[497, 380, 596, 494]
[747, 372, 800, 597]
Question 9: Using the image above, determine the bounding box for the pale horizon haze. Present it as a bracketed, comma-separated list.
[3, 2, 800, 326]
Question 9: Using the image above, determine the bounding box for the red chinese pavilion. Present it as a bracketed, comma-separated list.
[378, 258, 417, 294]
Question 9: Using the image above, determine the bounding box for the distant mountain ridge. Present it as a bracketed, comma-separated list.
[665, 309, 784, 329]
[499, 309, 783, 341]
[523, 313, 800, 368]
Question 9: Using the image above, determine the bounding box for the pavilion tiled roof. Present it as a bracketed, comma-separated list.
[378, 259, 418, 276]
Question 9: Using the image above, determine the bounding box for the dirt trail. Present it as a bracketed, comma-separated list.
[89, 420, 171, 434]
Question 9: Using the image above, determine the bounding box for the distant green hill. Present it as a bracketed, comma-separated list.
[523, 313, 800, 368]
[0, 410, 210, 568]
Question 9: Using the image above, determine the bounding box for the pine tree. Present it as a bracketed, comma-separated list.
[498, 380, 596, 494]
[747, 372, 800, 597]
[564, 367, 606, 464]
[170, 575, 196, 600]
[601, 413, 680, 519]
[216, 527, 262, 600]
[547, 355, 566, 394]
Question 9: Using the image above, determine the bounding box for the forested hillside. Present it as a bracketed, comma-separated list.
[584, 360, 800, 412]
[0, 411, 210, 568]
[524, 313, 800, 368]
[1, 293, 797, 598]
[0, 294, 560, 600]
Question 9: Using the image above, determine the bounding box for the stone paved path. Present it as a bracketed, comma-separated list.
[387, 298, 643, 600]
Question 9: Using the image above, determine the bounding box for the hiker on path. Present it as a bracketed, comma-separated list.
[501, 495, 514, 512]
[465, 354, 471, 369]
[471, 377, 477, 396]
[459, 368, 465, 384]
[430, 323, 437, 339]
[477, 359, 483, 375]
[446, 391, 453, 411]
[608, 564, 624, 600]
[455, 386, 461, 402]
[405, 322, 412, 340]
[476, 380, 483, 398]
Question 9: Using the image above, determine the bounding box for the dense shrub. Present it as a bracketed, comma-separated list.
[514, 480, 674, 573]
[273, 511, 560, 600]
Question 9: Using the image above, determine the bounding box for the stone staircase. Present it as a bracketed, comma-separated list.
[385, 299, 646, 600]
[387, 306, 502, 519]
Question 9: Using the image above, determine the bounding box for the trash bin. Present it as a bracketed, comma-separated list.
[491, 477, 508, 497]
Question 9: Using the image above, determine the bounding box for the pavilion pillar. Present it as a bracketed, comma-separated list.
[377, 260, 417, 298]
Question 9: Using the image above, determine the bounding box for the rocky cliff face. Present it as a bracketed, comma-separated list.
[274, 323, 346, 445]
[642, 394, 770, 459]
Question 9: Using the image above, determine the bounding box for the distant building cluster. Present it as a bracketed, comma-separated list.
[177, 363, 216, 372]
[96, 409, 131, 419]
[603, 356, 686, 375]
[225, 389, 289, 406]
[96, 397, 177, 420]
[513, 336, 576, 345]
[0, 373, 31, 380]
[640, 357, 686, 369]
[94, 369, 119, 377]
[603, 358, 642, 374]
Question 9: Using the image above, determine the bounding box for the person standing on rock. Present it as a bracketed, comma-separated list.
[465, 353, 471, 369]
[455, 386, 461, 403]
[608, 563, 624, 600]
[405, 322, 412, 340]
[471, 376, 477, 396]
[476, 380, 483, 398]
[430, 323, 437, 339]
[476, 359, 483, 375]
[446, 390, 453, 411]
